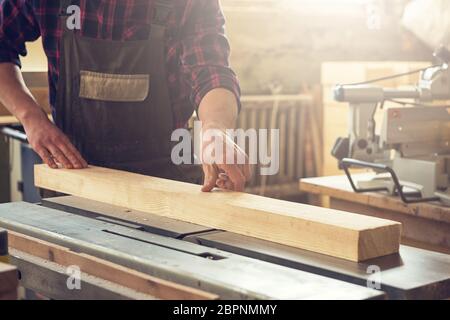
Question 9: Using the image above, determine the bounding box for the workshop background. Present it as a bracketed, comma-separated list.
[0, 0, 450, 301]
[0, 0, 446, 202]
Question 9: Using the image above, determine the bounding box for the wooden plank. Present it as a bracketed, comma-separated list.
[330, 198, 450, 254]
[0, 114, 52, 126]
[8, 231, 218, 300]
[0, 262, 18, 300]
[11, 249, 156, 300]
[34, 165, 402, 261]
[300, 175, 450, 253]
[300, 174, 450, 224]
[0, 116, 20, 125]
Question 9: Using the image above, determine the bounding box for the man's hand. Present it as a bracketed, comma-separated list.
[198, 88, 250, 192]
[200, 124, 252, 193]
[23, 111, 87, 169]
[0, 63, 87, 170]
[200, 126, 252, 192]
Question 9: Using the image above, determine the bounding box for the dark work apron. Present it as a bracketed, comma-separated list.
[55, 0, 202, 184]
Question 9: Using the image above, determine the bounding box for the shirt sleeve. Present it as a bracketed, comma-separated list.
[0, 0, 41, 68]
[179, 0, 241, 112]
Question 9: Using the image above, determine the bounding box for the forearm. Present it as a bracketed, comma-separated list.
[198, 88, 250, 192]
[0, 63, 47, 125]
[198, 88, 239, 130]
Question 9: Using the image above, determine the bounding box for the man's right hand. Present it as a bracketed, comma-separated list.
[0, 63, 87, 169]
[23, 111, 88, 169]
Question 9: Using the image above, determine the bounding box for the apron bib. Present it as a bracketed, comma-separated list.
[55, 0, 202, 184]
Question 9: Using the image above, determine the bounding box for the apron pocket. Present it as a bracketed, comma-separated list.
[79, 70, 149, 102]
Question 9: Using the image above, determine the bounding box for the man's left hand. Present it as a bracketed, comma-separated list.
[197, 88, 250, 192]
[200, 124, 252, 192]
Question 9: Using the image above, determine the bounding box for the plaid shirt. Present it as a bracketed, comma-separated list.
[0, 0, 240, 128]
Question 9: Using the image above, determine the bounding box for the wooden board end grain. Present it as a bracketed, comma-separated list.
[34, 165, 402, 262]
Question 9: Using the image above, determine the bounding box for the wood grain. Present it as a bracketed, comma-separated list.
[8, 231, 218, 300]
[34, 165, 402, 261]
[329, 198, 450, 254]
[300, 174, 450, 224]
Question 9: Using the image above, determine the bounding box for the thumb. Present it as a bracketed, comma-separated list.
[201, 165, 218, 192]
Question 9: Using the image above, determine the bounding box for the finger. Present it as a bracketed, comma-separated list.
[201, 165, 219, 192]
[59, 135, 88, 168]
[67, 142, 88, 168]
[36, 146, 58, 169]
[216, 178, 233, 191]
[47, 143, 73, 169]
[216, 179, 226, 189]
[218, 173, 229, 181]
[221, 165, 246, 192]
[56, 139, 85, 169]
[229, 143, 251, 181]
[217, 173, 233, 190]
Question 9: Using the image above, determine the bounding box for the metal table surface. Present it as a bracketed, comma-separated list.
[185, 231, 450, 299]
[0, 201, 384, 300]
[43, 196, 450, 299]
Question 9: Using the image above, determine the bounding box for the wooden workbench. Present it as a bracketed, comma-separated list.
[0, 262, 18, 300]
[300, 173, 450, 254]
[0, 116, 20, 126]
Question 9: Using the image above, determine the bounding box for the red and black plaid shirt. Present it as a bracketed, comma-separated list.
[0, 0, 240, 128]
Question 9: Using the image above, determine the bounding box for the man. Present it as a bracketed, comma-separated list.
[0, 0, 251, 192]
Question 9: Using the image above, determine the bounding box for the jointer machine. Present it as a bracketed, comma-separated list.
[0, 195, 448, 300]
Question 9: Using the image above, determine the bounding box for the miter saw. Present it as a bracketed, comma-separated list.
[332, 47, 450, 206]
